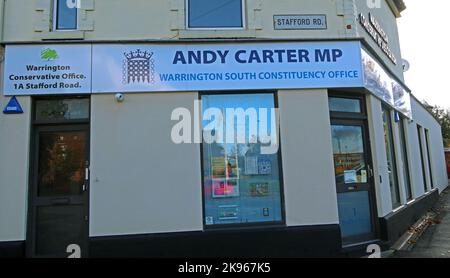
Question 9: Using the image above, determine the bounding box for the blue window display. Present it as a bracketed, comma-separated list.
[201, 93, 284, 226]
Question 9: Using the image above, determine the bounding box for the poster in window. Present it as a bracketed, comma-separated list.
[218, 205, 239, 220]
[250, 183, 270, 197]
[211, 156, 239, 179]
[226, 157, 239, 178]
[211, 156, 226, 179]
[205, 216, 214, 225]
[245, 156, 259, 175]
[361, 170, 368, 183]
[258, 159, 272, 175]
[212, 179, 240, 198]
[344, 170, 357, 184]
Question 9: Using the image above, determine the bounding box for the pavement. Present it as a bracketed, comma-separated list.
[392, 186, 450, 258]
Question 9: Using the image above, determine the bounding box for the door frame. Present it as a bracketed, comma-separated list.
[26, 97, 90, 258]
[329, 92, 380, 245]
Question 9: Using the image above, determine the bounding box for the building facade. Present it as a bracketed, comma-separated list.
[0, 0, 447, 257]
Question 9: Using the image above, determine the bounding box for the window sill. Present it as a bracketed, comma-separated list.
[179, 29, 257, 39]
[37, 31, 85, 41]
[392, 204, 406, 213]
[203, 222, 286, 232]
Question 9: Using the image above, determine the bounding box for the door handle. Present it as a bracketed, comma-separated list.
[83, 161, 90, 192]
[367, 164, 374, 178]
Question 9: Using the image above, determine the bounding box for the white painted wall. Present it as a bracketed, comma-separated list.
[0, 95, 31, 242]
[90, 90, 341, 236]
[278, 89, 339, 226]
[89, 93, 203, 237]
[409, 97, 448, 194]
[1, 0, 400, 46]
[355, 0, 405, 80]
[366, 94, 448, 218]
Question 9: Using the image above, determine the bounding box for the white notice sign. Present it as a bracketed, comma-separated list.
[92, 41, 364, 93]
[3, 45, 91, 96]
[274, 15, 327, 30]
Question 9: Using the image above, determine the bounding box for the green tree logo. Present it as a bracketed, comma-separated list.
[41, 48, 59, 61]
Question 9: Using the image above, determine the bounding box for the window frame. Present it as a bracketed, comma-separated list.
[328, 92, 381, 243]
[27, 96, 91, 257]
[417, 125, 429, 192]
[398, 116, 413, 201]
[185, 0, 246, 30]
[32, 96, 91, 125]
[328, 93, 367, 121]
[53, 0, 79, 31]
[198, 91, 286, 230]
[424, 129, 435, 189]
[382, 106, 401, 209]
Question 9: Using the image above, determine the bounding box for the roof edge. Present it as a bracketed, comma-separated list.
[387, 0, 407, 18]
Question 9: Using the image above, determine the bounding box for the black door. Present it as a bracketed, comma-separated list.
[331, 119, 378, 245]
[28, 125, 89, 257]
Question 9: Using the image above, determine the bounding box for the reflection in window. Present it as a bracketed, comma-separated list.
[36, 98, 89, 121]
[398, 117, 413, 200]
[417, 125, 428, 192]
[329, 97, 361, 113]
[55, 0, 77, 30]
[188, 0, 243, 28]
[38, 132, 86, 197]
[337, 191, 372, 239]
[383, 108, 401, 208]
[425, 129, 434, 189]
[331, 125, 367, 184]
[201, 94, 283, 226]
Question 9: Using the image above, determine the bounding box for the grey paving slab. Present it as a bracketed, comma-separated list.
[394, 187, 450, 258]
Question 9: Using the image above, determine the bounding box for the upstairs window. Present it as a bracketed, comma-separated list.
[187, 0, 244, 29]
[54, 0, 78, 30]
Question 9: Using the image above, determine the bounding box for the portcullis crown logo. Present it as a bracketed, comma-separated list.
[122, 49, 155, 84]
[41, 48, 59, 61]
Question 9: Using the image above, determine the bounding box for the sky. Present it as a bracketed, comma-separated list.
[397, 0, 450, 109]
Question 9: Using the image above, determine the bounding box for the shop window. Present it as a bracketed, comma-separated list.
[187, 0, 244, 29]
[417, 125, 428, 192]
[382, 107, 401, 208]
[398, 117, 413, 200]
[425, 129, 434, 189]
[201, 93, 284, 227]
[54, 0, 78, 30]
